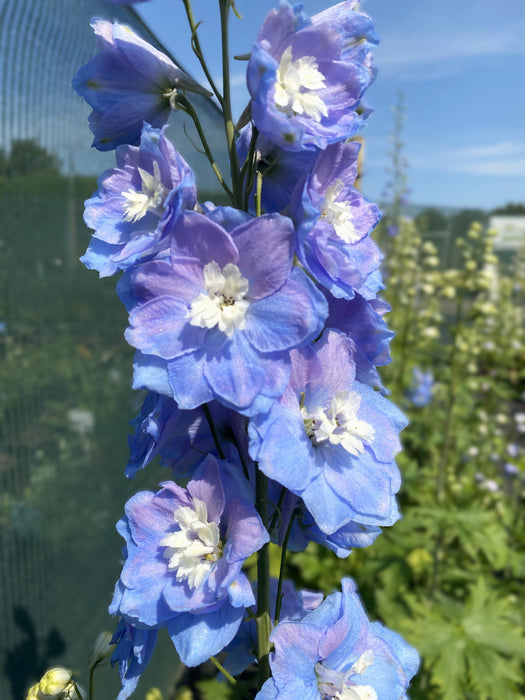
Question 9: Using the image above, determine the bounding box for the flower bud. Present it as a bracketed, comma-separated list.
[89, 631, 115, 669]
[26, 684, 40, 700]
[145, 689, 164, 700]
[38, 668, 72, 697]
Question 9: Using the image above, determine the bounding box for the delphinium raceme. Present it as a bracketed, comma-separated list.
[67, 1, 419, 698]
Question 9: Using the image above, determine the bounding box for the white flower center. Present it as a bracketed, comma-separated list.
[302, 390, 375, 456]
[160, 497, 222, 590]
[189, 261, 250, 337]
[121, 161, 169, 223]
[274, 46, 328, 122]
[316, 651, 376, 700]
[321, 180, 361, 244]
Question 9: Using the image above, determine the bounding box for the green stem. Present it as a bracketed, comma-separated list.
[210, 656, 237, 685]
[202, 403, 225, 459]
[255, 170, 263, 218]
[242, 125, 259, 211]
[219, 0, 242, 207]
[88, 667, 95, 700]
[268, 486, 286, 533]
[255, 466, 271, 689]
[176, 95, 233, 202]
[274, 510, 295, 625]
[181, 0, 223, 104]
[234, 439, 250, 481]
[72, 679, 84, 700]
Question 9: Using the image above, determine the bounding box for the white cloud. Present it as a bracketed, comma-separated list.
[455, 142, 525, 159]
[408, 140, 525, 177]
[374, 19, 525, 81]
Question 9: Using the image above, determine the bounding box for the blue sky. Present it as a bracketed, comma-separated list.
[135, 0, 525, 210]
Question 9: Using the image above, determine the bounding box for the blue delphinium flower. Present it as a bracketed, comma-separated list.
[110, 620, 157, 700]
[247, 1, 376, 151]
[72, 19, 211, 150]
[126, 392, 248, 479]
[256, 578, 419, 699]
[122, 210, 327, 414]
[224, 579, 324, 676]
[504, 462, 519, 477]
[249, 330, 405, 535]
[269, 489, 382, 558]
[311, 1, 379, 63]
[237, 125, 318, 214]
[326, 293, 394, 392]
[125, 392, 213, 479]
[82, 123, 196, 276]
[110, 455, 269, 667]
[290, 141, 382, 301]
[405, 367, 434, 408]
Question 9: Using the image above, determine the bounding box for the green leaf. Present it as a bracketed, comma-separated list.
[404, 581, 525, 699]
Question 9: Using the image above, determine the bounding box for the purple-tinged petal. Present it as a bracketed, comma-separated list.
[126, 296, 205, 359]
[171, 211, 238, 266]
[269, 622, 322, 686]
[224, 497, 270, 563]
[232, 214, 295, 299]
[187, 456, 226, 524]
[127, 258, 204, 305]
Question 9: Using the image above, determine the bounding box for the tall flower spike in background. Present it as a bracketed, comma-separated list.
[68, 1, 420, 698]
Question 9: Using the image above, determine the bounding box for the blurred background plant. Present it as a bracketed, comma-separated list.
[288, 126, 525, 699]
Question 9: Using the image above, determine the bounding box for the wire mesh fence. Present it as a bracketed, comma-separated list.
[0, 2, 227, 697]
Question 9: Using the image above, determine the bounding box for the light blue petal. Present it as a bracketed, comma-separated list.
[168, 601, 245, 666]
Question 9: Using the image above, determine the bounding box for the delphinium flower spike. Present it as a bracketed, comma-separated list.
[72, 2, 419, 697]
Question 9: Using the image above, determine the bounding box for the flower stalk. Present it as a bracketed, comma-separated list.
[255, 467, 272, 688]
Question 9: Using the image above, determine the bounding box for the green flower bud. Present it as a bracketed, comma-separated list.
[89, 631, 115, 669]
